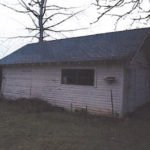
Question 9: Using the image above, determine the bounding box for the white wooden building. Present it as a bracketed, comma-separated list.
[0, 28, 150, 117]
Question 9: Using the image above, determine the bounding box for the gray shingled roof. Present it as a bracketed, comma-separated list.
[0, 28, 150, 65]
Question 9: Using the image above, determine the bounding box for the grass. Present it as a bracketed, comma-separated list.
[0, 98, 150, 150]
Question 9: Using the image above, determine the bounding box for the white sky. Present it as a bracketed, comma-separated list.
[0, 0, 149, 58]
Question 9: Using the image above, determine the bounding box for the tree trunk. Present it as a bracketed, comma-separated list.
[39, 0, 44, 42]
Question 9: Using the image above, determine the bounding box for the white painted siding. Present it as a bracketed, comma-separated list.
[1, 63, 124, 117]
[124, 50, 150, 113]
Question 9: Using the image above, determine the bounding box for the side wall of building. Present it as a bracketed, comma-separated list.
[1, 63, 124, 117]
[123, 50, 150, 113]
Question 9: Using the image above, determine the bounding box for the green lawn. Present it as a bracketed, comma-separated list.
[0, 99, 150, 150]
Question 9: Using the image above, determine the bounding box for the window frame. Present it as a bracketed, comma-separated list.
[60, 67, 96, 87]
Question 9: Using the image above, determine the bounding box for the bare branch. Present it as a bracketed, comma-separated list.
[19, 0, 39, 18]
[45, 27, 87, 33]
[43, 12, 75, 25]
[92, 0, 150, 28]
[48, 10, 84, 28]
[45, 5, 78, 10]
[92, 0, 124, 24]
[0, 36, 38, 39]
[0, 0, 84, 42]
[0, 2, 29, 13]
[27, 13, 38, 28]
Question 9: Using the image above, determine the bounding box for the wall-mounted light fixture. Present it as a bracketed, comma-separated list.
[104, 76, 116, 84]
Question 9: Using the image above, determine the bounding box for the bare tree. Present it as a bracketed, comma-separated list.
[0, 0, 84, 42]
[92, 0, 150, 28]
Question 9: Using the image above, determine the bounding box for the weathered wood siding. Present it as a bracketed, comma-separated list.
[1, 63, 124, 117]
[123, 50, 150, 113]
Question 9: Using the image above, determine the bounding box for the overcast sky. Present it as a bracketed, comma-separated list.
[0, 0, 149, 58]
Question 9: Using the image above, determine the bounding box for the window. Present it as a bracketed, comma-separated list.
[61, 69, 94, 86]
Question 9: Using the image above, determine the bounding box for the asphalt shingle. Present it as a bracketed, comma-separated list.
[0, 28, 150, 65]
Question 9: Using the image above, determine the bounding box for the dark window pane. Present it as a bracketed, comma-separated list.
[61, 69, 94, 86]
[62, 69, 77, 84]
[77, 69, 94, 85]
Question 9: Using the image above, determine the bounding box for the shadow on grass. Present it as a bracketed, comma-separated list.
[1, 97, 150, 122]
[0, 97, 65, 113]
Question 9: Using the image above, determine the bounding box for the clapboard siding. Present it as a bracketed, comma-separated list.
[124, 50, 150, 113]
[1, 63, 124, 117]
